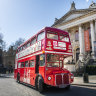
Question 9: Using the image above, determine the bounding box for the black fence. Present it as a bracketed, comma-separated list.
[86, 65, 96, 75]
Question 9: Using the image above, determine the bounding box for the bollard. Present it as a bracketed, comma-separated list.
[83, 73, 89, 83]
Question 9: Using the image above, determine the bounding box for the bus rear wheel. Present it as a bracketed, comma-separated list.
[37, 77, 44, 92]
[17, 73, 20, 83]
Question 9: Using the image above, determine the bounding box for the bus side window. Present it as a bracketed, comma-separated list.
[26, 41, 30, 47]
[29, 60, 35, 67]
[23, 44, 26, 50]
[31, 37, 36, 45]
[40, 54, 45, 66]
[18, 62, 21, 68]
[25, 61, 29, 67]
[21, 62, 24, 68]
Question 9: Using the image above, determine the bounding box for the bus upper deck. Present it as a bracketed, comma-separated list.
[16, 27, 72, 60]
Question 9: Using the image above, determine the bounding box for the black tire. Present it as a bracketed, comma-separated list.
[17, 73, 20, 83]
[65, 85, 70, 90]
[37, 77, 44, 92]
[35, 77, 38, 90]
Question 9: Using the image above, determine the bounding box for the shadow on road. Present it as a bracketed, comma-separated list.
[41, 86, 96, 96]
[18, 82, 96, 96]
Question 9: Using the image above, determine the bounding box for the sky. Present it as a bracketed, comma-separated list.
[0, 0, 96, 48]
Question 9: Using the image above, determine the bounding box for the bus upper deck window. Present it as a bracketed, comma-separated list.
[26, 42, 30, 47]
[60, 34, 69, 42]
[31, 37, 36, 45]
[47, 32, 58, 40]
[37, 32, 45, 41]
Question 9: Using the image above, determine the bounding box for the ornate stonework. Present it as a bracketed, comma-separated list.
[70, 1, 76, 11]
[89, 1, 96, 8]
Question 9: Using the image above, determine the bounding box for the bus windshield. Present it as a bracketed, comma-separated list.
[59, 34, 69, 42]
[47, 32, 58, 40]
[47, 31, 69, 42]
[46, 54, 63, 67]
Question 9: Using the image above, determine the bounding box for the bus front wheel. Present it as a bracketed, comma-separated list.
[37, 77, 44, 92]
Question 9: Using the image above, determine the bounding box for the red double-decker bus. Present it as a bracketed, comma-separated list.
[14, 27, 74, 92]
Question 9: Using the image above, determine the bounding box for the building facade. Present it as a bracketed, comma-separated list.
[52, 1, 96, 72]
[2, 46, 15, 72]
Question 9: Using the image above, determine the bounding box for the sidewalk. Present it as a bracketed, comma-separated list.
[72, 75, 96, 87]
[0, 73, 14, 78]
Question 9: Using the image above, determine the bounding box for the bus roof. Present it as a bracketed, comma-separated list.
[17, 27, 68, 49]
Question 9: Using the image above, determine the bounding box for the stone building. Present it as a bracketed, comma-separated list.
[2, 46, 16, 71]
[0, 49, 3, 67]
[52, 1, 96, 72]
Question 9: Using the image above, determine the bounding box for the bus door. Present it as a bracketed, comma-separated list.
[35, 55, 39, 73]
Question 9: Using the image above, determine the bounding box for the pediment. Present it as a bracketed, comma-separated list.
[63, 13, 85, 22]
[52, 8, 96, 27]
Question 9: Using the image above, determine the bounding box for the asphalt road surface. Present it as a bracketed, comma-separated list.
[0, 75, 96, 96]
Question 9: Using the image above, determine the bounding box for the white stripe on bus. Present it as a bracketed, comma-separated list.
[17, 51, 72, 61]
[18, 52, 42, 61]
[45, 51, 73, 55]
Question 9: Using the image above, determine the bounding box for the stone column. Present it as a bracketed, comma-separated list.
[95, 20, 96, 59]
[90, 20, 95, 59]
[79, 24, 84, 61]
[95, 19, 96, 41]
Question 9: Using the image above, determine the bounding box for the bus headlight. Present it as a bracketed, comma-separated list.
[70, 76, 74, 79]
[48, 76, 51, 80]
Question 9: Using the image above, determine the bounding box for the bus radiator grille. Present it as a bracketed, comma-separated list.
[63, 74, 69, 84]
[56, 74, 69, 85]
[56, 75, 62, 85]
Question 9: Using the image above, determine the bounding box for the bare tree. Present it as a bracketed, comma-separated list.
[0, 33, 6, 50]
[12, 38, 25, 50]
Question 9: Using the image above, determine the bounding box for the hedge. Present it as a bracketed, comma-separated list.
[86, 65, 96, 75]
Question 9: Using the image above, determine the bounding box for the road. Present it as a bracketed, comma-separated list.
[0, 75, 96, 96]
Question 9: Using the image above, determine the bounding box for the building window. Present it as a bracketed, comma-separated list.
[75, 32, 79, 41]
